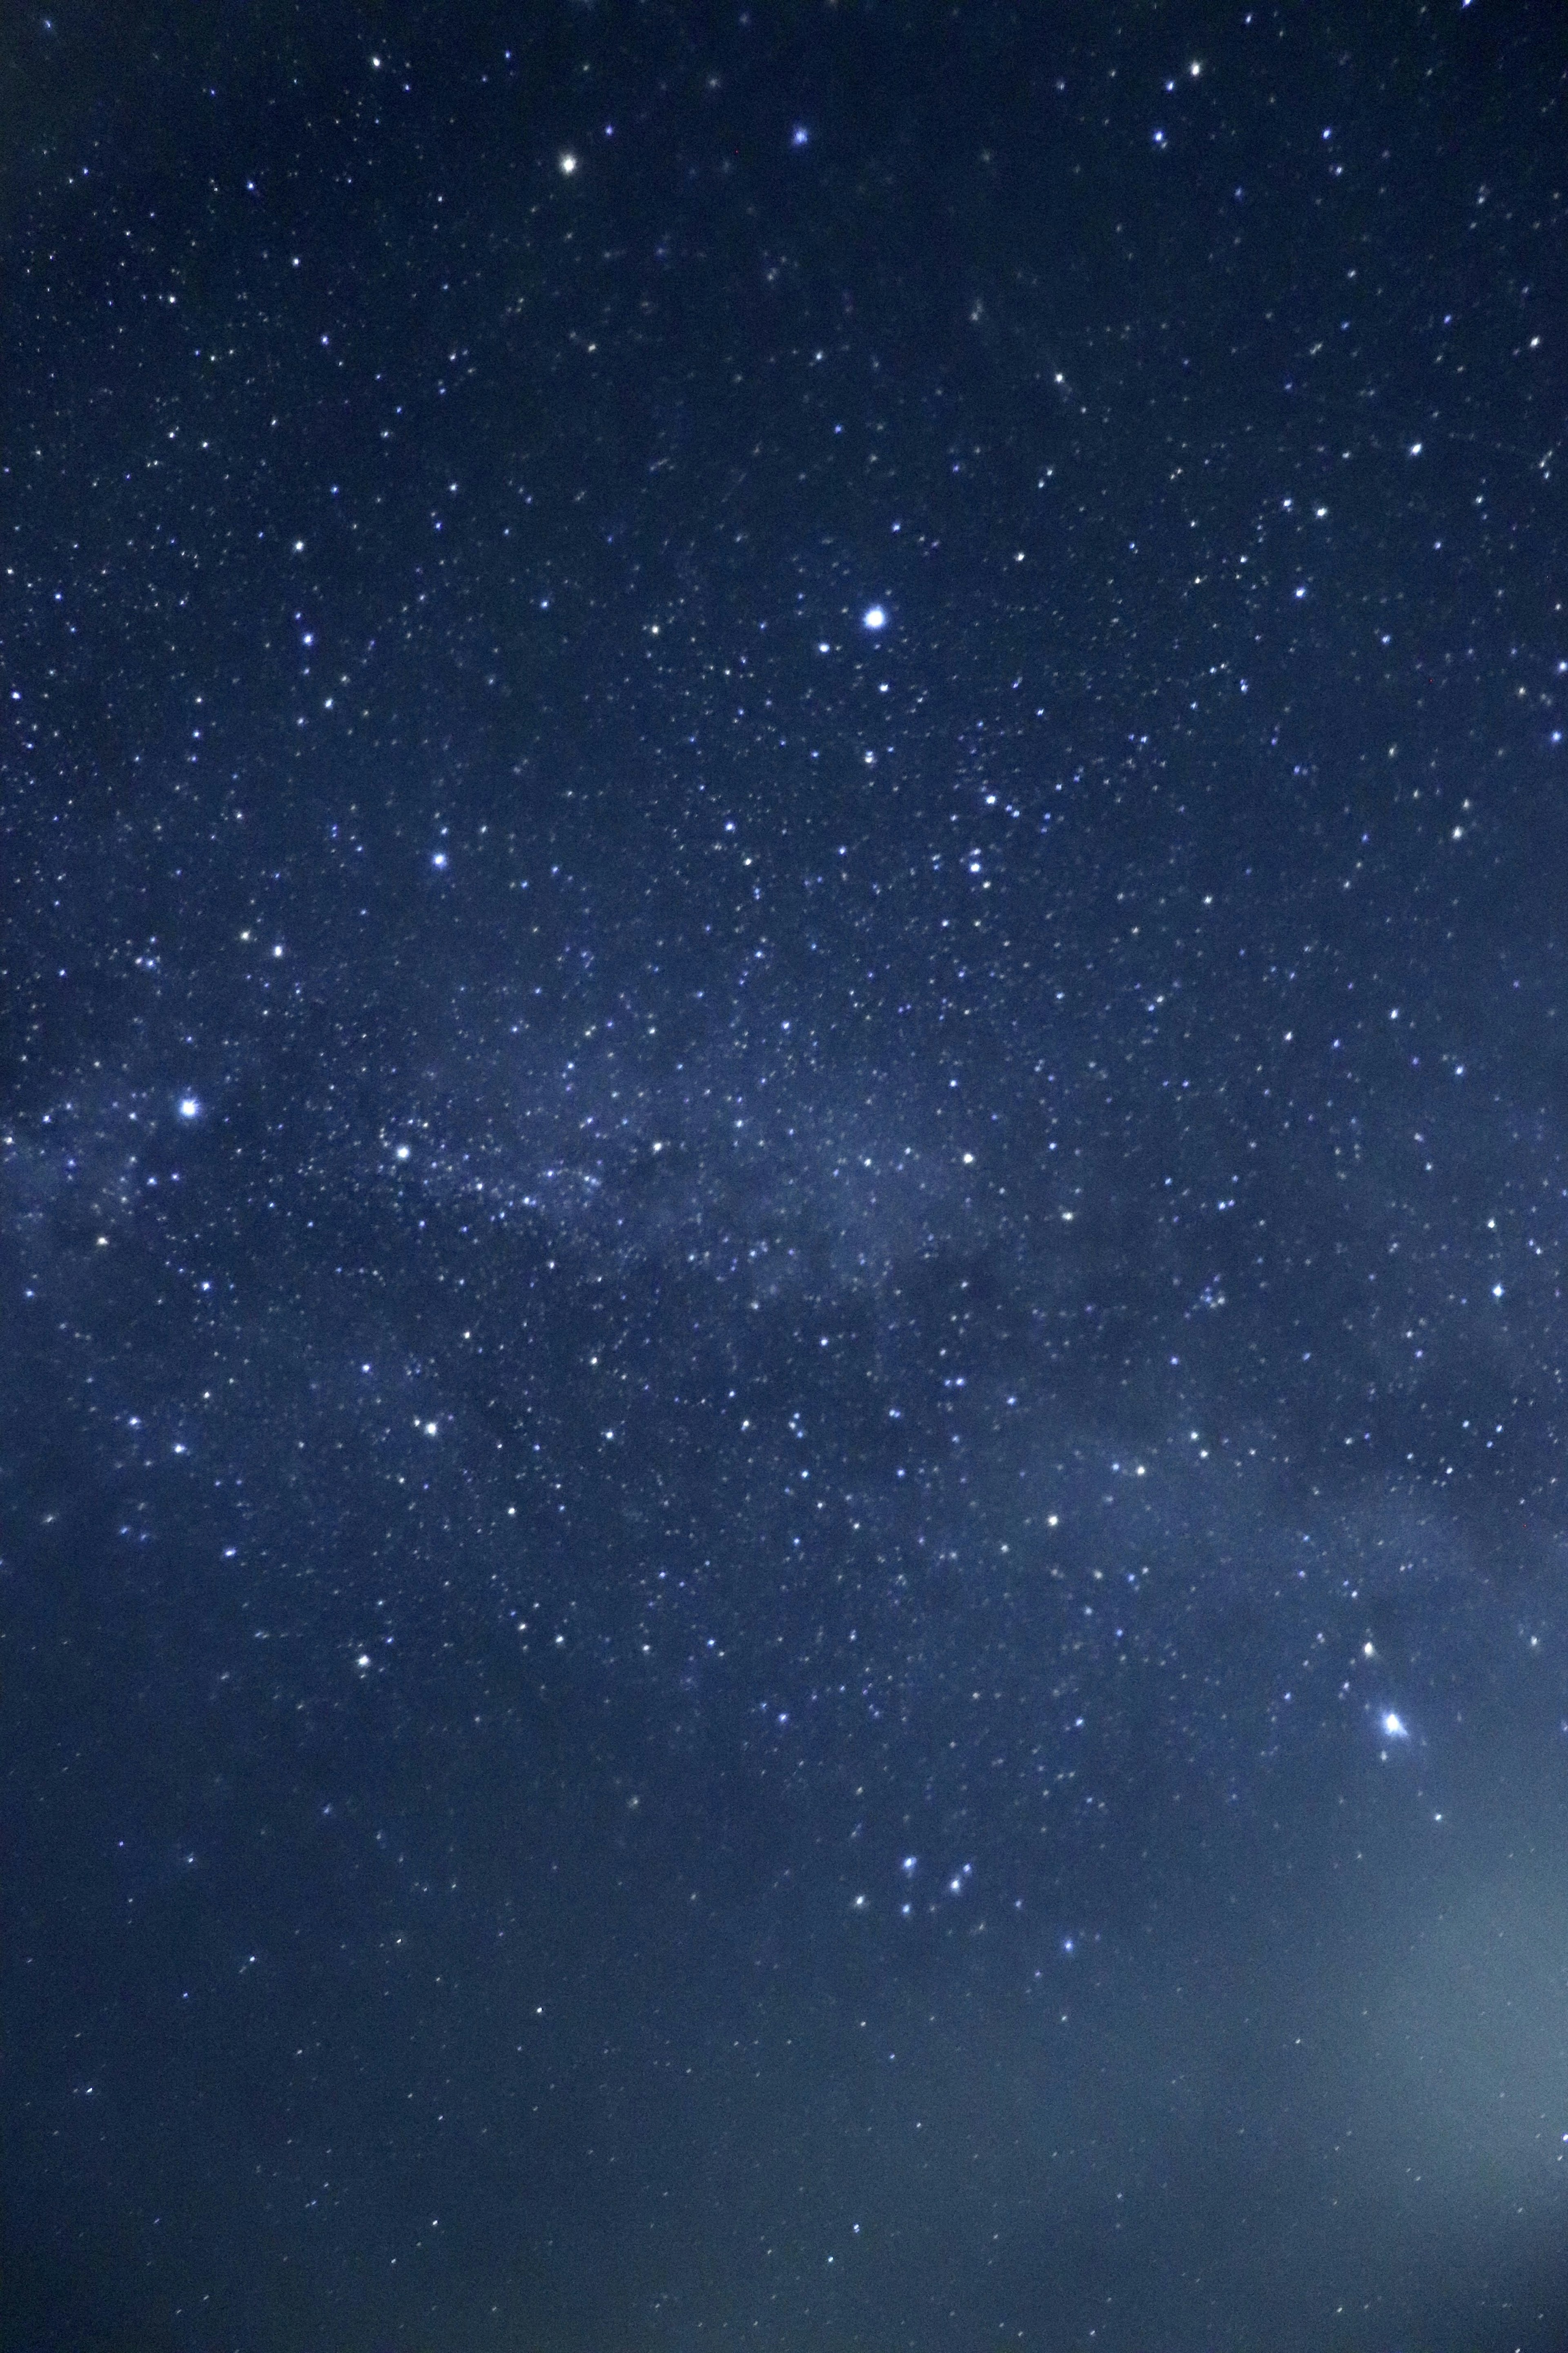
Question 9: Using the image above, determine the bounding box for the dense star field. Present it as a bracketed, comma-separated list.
[5, 5, 1568, 2349]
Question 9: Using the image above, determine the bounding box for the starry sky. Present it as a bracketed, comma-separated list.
[5, 4, 1568, 2349]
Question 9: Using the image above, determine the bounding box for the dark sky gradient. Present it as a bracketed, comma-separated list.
[6, 5, 1568, 2349]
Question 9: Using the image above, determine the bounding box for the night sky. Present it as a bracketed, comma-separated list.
[5, 5, 1568, 2349]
